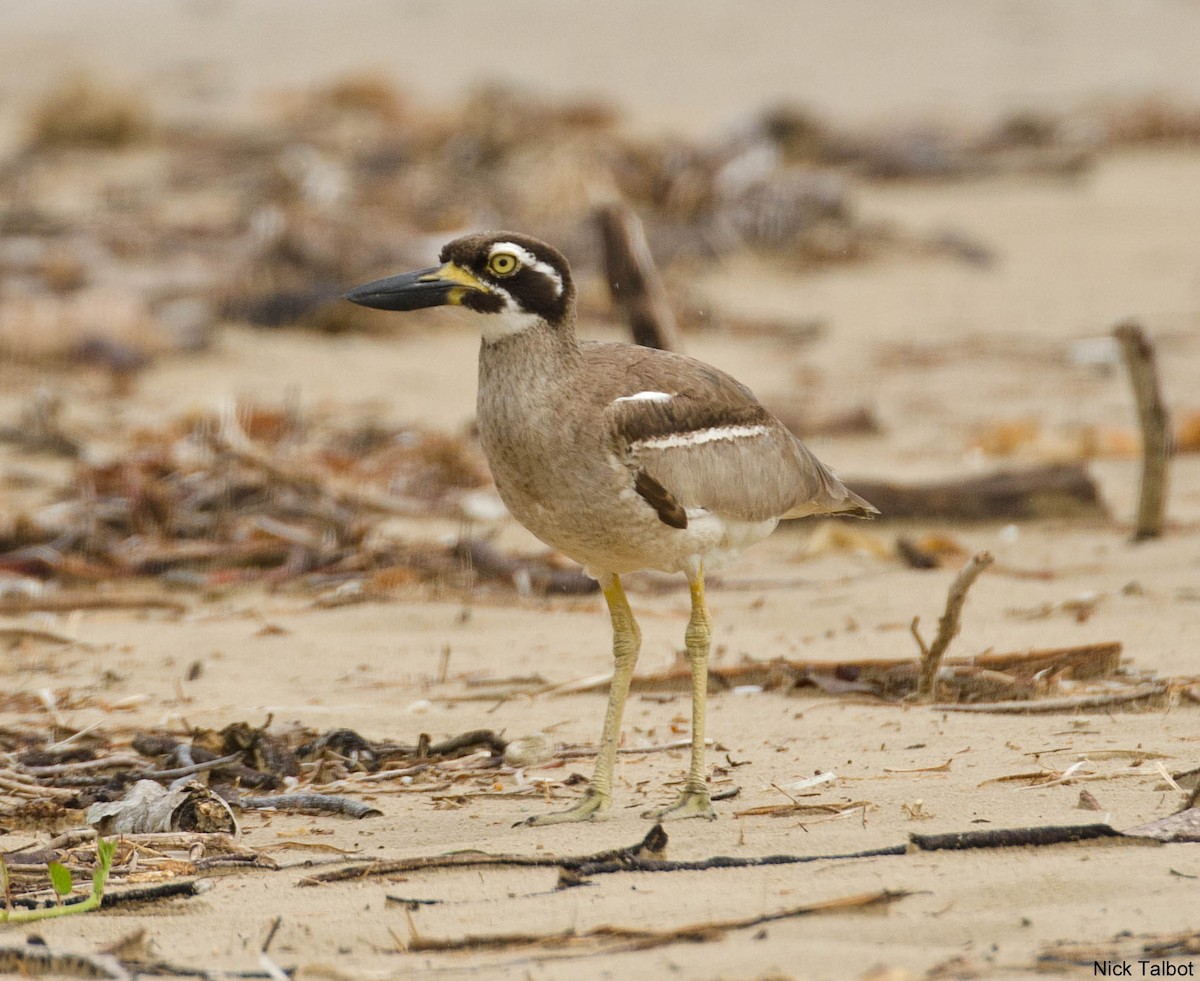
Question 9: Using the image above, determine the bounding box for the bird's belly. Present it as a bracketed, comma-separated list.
[497, 474, 779, 578]
[480, 412, 781, 577]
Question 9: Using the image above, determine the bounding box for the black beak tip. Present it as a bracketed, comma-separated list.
[342, 284, 376, 307]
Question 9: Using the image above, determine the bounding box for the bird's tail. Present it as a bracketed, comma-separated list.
[825, 483, 878, 519]
[783, 438, 880, 519]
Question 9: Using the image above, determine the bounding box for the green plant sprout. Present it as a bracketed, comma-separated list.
[0, 838, 117, 924]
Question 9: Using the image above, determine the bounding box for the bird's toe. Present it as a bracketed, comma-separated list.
[517, 787, 611, 827]
[642, 787, 716, 822]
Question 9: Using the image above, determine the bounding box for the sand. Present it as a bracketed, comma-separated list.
[2, 3, 1200, 979]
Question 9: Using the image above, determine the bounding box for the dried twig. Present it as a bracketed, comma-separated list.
[0, 946, 127, 980]
[914, 551, 994, 701]
[0, 626, 77, 646]
[299, 824, 669, 886]
[406, 888, 910, 953]
[207, 402, 421, 520]
[933, 683, 1170, 714]
[554, 640, 1123, 704]
[12, 878, 212, 912]
[1113, 320, 1172, 540]
[0, 773, 79, 798]
[909, 824, 1125, 851]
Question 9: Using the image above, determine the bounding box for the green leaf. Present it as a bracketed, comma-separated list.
[0, 840, 114, 923]
[47, 862, 73, 898]
[1, 854, 10, 921]
[91, 838, 116, 896]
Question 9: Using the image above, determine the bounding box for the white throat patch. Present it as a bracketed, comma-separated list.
[479, 286, 542, 344]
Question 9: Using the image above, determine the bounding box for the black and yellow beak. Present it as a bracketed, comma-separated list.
[343, 262, 489, 311]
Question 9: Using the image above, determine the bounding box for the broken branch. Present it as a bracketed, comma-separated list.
[595, 203, 682, 352]
[843, 463, 1105, 522]
[1113, 320, 1172, 540]
[300, 824, 669, 886]
[914, 551, 994, 701]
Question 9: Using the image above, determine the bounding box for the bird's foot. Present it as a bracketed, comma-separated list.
[642, 786, 716, 822]
[517, 787, 611, 827]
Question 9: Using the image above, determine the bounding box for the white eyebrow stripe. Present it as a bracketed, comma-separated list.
[636, 424, 772, 450]
[613, 391, 673, 404]
[490, 241, 564, 297]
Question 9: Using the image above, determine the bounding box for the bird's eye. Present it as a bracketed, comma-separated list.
[487, 252, 520, 277]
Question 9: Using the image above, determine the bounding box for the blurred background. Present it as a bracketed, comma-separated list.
[1, 0, 1199, 592]
[3, 10, 1199, 973]
[7, 1, 1200, 136]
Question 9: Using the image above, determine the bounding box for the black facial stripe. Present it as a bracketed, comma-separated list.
[461, 290, 505, 314]
[505, 266, 567, 320]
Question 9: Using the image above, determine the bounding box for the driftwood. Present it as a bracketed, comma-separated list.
[1125, 806, 1200, 843]
[843, 463, 1106, 522]
[909, 824, 1127, 851]
[596, 203, 682, 352]
[304, 818, 1171, 895]
[555, 641, 1123, 703]
[1113, 321, 1172, 540]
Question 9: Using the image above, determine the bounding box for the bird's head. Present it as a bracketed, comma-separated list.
[345, 232, 574, 342]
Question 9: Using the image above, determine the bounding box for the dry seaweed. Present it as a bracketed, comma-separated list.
[0, 397, 585, 599]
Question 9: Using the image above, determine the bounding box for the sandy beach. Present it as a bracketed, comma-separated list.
[2, 3, 1200, 979]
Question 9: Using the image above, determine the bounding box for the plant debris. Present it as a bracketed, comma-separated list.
[404, 888, 911, 954]
[0, 395, 591, 599]
[913, 550, 995, 700]
[87, 780, 237, 835]
[544, 640, 1156, 707]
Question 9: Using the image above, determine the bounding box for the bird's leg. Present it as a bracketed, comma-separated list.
[521, 573, 640, 826]
[644, 565, 716, 821]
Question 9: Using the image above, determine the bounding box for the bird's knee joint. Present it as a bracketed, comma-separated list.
[685, 615, 711, 651]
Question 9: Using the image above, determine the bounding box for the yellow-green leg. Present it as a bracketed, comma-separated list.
[522, 574, 641, 826]
[644, 566, 716, 821]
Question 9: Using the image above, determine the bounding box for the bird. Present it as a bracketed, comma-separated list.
[345, 231, 876, 825]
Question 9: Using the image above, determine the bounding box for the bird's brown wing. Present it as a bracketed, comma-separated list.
[592, 344, 871, 523]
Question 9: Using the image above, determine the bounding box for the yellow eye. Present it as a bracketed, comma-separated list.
[487, 252, 520, 277]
